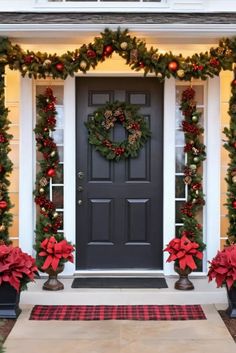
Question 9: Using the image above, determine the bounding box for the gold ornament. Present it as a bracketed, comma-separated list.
[157, 72, 163, 79]
[192, 115, 199, 123]
[190, 164, 197, 171]
[120, 42, 128, 50]
[232, 175, 236, 183]
[80, 60, 88, 70]
[177, 69, 185, 78]
[0, 224, 6, 231]
[41, 207, 46, 212]
[21, 65, 28, 73]
[50, 151, 56, 157]
[39, 177, 48, 187]
[43, 59, 52, 68]
[39, 187, 45, 194]
[52, 212, 59, 219]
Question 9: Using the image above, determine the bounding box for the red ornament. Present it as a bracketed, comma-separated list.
[168, 61, 179, 72]
[0, 134, 6, 143]
[233, 200, 236, 209]
[0, 201, 7, 210]
[24, 55, 34, 65]
[87, 49, 96, 59]
[118, 114, 125, 122]
[104, 45, 113, 57]
[139, 61, 145, 68]
[233, 142, 236, 149]
[231, 79, 236, 87]
[55, 63, 64, 72]
[47, 168, 56, 178]
[210, 58, 220, 68]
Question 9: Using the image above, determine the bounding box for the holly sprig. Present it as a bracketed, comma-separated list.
[178, 87, 206, 262]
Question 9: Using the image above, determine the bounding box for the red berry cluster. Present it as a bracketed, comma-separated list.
[113, 147, 125, 156]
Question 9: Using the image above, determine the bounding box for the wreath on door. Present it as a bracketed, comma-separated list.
[85, 101, 151, 161]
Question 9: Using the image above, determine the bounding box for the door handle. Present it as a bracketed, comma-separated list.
[78, 171, 84, 180]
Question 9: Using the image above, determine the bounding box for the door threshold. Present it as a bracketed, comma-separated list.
[73, 270, 164, 277]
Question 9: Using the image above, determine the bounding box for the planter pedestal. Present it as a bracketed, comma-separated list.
[43, 265, 64, 291]
[0, 283, 21, 319]
[226, 285, 236, 318]
[174, 265, 194, 291]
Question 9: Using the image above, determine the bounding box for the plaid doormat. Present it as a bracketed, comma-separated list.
[29, 305, 206, 321]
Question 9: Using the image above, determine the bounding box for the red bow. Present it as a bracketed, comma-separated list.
[39, 236, 74, 271]
[164, 236, 203, 270]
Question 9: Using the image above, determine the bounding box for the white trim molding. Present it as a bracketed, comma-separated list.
[19, 77, 34, 255]
[205, 77, 221, 264]
[163, 77, 176, 276]
[1, 0, 236, 13]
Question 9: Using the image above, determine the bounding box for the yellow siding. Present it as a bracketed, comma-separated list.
[5, 68, 20, 246]
[220, 71, 233, 249]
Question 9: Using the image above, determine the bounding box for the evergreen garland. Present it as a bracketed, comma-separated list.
[0, 64, 13, 244]
[223, 71, 236, 245]
[179, 87, 206, 262]
[34, 88, 70, 269]
[0, 28, 235, 80]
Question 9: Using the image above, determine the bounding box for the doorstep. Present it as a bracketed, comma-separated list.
[21, 277, 227, 305]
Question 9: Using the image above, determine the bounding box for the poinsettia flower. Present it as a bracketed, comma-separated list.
[164, 236, 203, 271]
[0, 245, 38, 292]
[208, 245, 236, 289]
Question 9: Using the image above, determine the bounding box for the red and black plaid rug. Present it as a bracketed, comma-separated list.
[29, 305, 206, 321]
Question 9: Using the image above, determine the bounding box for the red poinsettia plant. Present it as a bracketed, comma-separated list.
[208, 245, 236, 289]
[164, 235, 203, 270]
[0, 243, 38, 292]
[38, 236, 75, 271]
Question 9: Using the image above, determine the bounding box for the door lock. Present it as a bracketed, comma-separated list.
[78, 171, 84, 180]
[77, 199, 83, 206]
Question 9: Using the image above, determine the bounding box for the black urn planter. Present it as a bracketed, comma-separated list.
[226, 285, 236, 319]
[0, 282, 21, 319]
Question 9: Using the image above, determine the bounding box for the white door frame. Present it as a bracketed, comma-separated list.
[19, 75, 221, 276]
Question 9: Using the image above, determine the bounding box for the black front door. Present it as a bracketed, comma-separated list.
[76, 77, 163, 269]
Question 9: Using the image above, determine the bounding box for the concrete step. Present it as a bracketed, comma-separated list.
[21, 277, 227, 305]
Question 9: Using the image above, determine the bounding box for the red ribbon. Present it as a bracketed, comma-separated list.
[39, 236, 74, 271]
[164, 236, 203, 270]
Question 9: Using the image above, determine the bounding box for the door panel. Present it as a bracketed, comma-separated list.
[76, 77, 163, 269]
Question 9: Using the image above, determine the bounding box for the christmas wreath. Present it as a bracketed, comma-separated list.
[85, 101, 151, 161]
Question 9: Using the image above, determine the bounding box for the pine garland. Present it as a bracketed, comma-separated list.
[179, 87, 206, 263]
[0, 28, 234, 80]
[223, 72, 236, 245]
[34, 88, 70, 269]
[0, 64, 13, 244]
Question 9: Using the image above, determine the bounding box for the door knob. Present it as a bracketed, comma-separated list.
[78, 171, 84, 180]
[78, 200, 83, 206]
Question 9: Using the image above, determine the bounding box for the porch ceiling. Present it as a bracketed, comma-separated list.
[0, 24, 236, 46]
